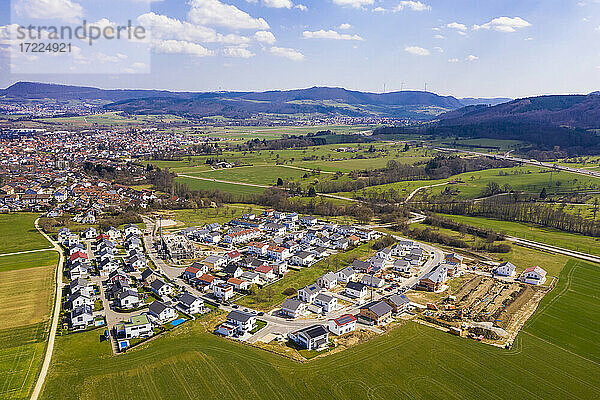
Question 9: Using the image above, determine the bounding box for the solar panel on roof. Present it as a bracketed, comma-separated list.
[336, 315, 354, 325]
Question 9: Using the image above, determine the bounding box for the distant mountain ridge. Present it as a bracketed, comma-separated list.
[0, 81, 512, 120]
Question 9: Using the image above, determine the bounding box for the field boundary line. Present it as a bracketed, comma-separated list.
[522, 331, 600, 367]
[0, 248, 54, 258]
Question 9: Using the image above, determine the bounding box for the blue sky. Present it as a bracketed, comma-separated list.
[0, 0, 599, 97]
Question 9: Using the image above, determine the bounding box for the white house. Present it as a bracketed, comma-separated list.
[288, 325, 328, 350]
[225, 310, 256, 334]
[177, 293, 205, 315]
[227, 277, 249, 291]
[336, 266, 356, 283]
[81, 227, 97, 239]
[255, 265, 276, 281]
[106, 227, 121, 241]
[71, 305, 94, 329]
[116, 314, 152, 339]
[281, 298, 307, 318]
[298, 283, 322, 303]
[123, 224, 142, 237]
[213, 283, 234, 300]
[70, 291, 93, 308]
[267, 245, 291, 261]
[345, 281, 368, 299]
[150, 279, 173, 297]
[291, 251, 315, 266]
[520, 266, 547, 285]
[494, 261, 517, 277]
[328, 314, 357, 336]
[317, 272, 338, 290]
[247, 242, 269, 256]
[118, 289, 140, 309]
[148, 301, 177, 322]
[314, 293, 337, 313]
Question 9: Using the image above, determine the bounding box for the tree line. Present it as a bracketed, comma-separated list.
[421, 197, 600, 237]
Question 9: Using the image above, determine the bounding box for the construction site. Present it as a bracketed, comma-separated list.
[416, 273, 551, 348]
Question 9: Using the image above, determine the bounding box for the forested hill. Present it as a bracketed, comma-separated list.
[438, 94, 600, 129]
[2, 82, 508, 120]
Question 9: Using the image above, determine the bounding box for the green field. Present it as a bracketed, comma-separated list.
[0, 214, 52, 253]
[0, 251, 57, 400]
[438, 214, 600, 256]
[39, 259, 600, 400]
[187, 165, 308, 186]
[175, 177, 267, 195]
[333, 165, 600, 202]
[0, 251, 59, 273]
[0, 321, 50, 400]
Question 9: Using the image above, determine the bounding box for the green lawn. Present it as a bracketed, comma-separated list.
[438, 214, 600, 256]
[0, 214, 52, 253]
[39, 260, 600, 400]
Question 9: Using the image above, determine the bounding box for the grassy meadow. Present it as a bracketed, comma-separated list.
[0, 214, 52, 253]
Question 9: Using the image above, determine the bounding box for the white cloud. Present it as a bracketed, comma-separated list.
[332, 0, 374, 8]
[248, 0, 293, 8]
[188, 0, 270, 30]
[224, 46, 255, 58]
[303, 30, 364, 41]
[270, 46, 304, 60]
[373, 7, 386, 12]
[394, 1, 431, 12]
[466, 54, 479, 61]
[0, 24, 23, 46]
[448, 58, 459, 63]
[14, 0, 83, 23]
[339, 23, 352, 30]
[434, 34, 445, 39]
[151, 39, 214, 56]
[295, 4, 308, 10]
[405, 45, 429, 56]
[446, 22, 467, 31]
[433, 46, 443, 53]
[137, 12, 249, 44]
[254, 30, 276, 44]
[95, 52, 128, 63]
[473, 17, 531, 33]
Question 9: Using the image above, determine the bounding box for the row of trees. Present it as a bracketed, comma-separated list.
[421, 198, 600, 237]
